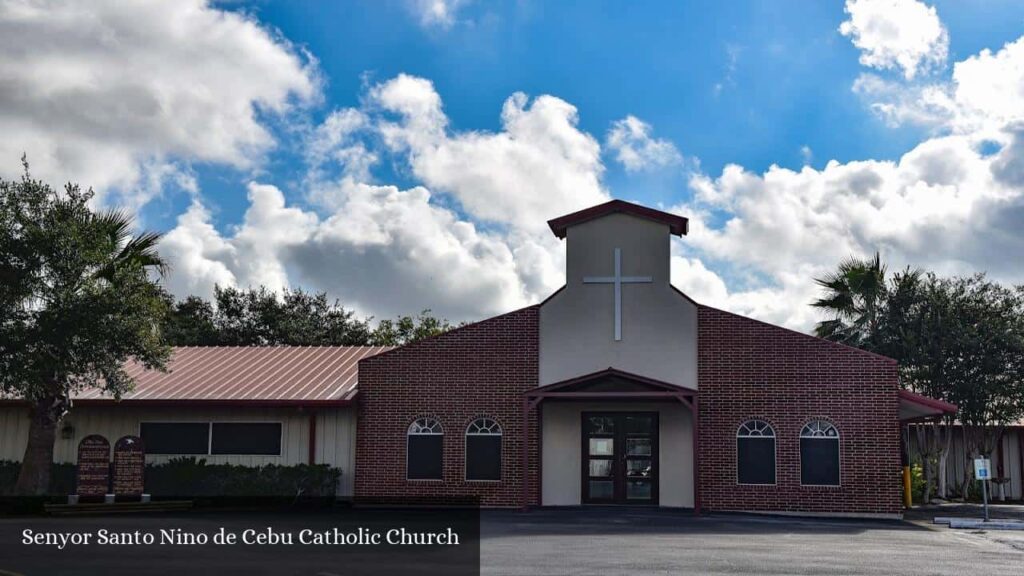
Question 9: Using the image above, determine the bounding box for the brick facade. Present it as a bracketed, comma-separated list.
[354, 306, 540, 507]
[697, 305, 902, 515]
[353, 300, 902, 514]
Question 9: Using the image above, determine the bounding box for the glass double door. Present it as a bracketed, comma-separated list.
[582, 412, 659, 505]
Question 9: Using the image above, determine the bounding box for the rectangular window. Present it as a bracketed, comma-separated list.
[800, 439, 840, 486]
[466, 435, 501, 481]
[140, 422, 210, 455]
[211, 423, 282, 455]
[737, 437, 776, 485]
[407, 435, 443, 480]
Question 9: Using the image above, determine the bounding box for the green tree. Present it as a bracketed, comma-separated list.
[811, 252, 888, 349]
[161, 293, 218, 346]
[812, 253, 1024, 499]
[162, 287, 456, 347]
[0, 160, 171, 494]
[208, 285, 373, 346]
[370, 310, 454, 346]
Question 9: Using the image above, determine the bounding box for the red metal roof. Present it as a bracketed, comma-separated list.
[898, 389, 958, 421]
[72, 346, 392, 405]
[547, 199, 689, 238]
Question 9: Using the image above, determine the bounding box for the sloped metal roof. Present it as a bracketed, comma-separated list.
[72, 346, 392, 404]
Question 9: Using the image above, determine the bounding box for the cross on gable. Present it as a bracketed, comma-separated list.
[583, 248, 652, 341]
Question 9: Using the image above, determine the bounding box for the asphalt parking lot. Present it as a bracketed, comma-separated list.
[480, 507, 1024, 576]
[1, 507, 1022, 575]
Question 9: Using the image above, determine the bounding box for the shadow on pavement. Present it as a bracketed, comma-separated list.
[481, 506, 924, 538]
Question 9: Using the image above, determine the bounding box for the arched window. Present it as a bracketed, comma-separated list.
[736, 420, 776, 485]
[800, 420, 840, 486]
[465, 417, 502, 481]
[407, 417, 443, 480]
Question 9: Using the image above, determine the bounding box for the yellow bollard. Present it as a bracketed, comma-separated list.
[902, 465, 913, 508]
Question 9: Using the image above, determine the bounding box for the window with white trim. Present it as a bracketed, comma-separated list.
[407, 417, 443, 480]
[736, 420, 776, 485]
[800, 420, 840, 486]
[465, 417, 502, 481]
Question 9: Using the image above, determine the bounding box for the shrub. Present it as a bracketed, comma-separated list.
[0, 458, 341, 499]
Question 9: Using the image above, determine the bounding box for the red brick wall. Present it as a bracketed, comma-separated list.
[697, 305, 903, 515]
[354, 306, 540, 507]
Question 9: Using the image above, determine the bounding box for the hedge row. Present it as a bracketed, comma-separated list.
[0, 458, 341, 498]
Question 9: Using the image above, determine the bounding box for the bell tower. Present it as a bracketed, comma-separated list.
[539, 200, 698, 388]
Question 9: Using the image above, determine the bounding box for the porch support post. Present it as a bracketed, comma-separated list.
[521, 396, 531, 511]
[691, 396, 701, 516]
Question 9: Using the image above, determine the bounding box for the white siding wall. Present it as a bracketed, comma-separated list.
[0, 405, 357, 497]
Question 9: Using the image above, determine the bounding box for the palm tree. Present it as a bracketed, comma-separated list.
[93, 209, 168, 280]
[812, 252, 887, 349]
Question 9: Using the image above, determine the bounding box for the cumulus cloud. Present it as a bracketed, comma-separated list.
[0, 0, 319, 206]
[367, 74, 608, 233]
[676, 127, 1024, 328]
[162, 74, 609, 321]
[839, 0, 948, 80]
[606, 115, 683, 171]
[162, 179, 535, 321]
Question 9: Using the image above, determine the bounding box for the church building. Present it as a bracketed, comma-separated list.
[354, 200, 955, 516]
[0, 200, 957, 517]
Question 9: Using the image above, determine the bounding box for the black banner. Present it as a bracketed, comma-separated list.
[1, 507, 480, 576]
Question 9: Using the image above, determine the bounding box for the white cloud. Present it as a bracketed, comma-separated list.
[606, 115, 683, 171]
[839, 0, 949, 80]
[0, 0, 319, 205]
[800, 145, 813, 166]
[369, 75, 608, 233]
[950, 37, 1024, 132]
[163, 73, 613, 321]
[409, 0, 471, 30]
[678, 128, 1024, 328]
[305, 108, 377, 183]
[162, 178, 536, 322]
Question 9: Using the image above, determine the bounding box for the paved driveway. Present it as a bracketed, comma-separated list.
[1, 507, 1022, 575]
[481, 508, 1024, 575]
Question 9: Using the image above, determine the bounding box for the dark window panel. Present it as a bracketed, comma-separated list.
[737, 437, 776, 485]
[800, 439, 840, 486]
[466, 435, 501, 481]
[140, 422, 209, 455]
[210, 423, 282, 456]
[408, 435, 443, 480]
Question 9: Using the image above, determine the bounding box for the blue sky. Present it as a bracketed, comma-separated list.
[157, 0, 1021, 225]
[4, 0, 1024, 329]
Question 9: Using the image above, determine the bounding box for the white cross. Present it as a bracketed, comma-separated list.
[583, 248, 652, 341]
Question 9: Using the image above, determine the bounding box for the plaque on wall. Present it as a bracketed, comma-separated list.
[112, 435, 145, 498]
[76, 435, 110, 500]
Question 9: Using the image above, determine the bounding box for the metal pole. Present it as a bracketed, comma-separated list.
[981, 477, 989, 522]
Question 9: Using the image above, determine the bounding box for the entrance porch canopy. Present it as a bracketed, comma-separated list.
[898, 389, 958, 423]
[521, 368, 699, 513]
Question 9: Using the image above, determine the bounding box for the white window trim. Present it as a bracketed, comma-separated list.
[799, 420, 842, 487]
[464, 417, 503, 483]
[735, 419, 778, 487]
